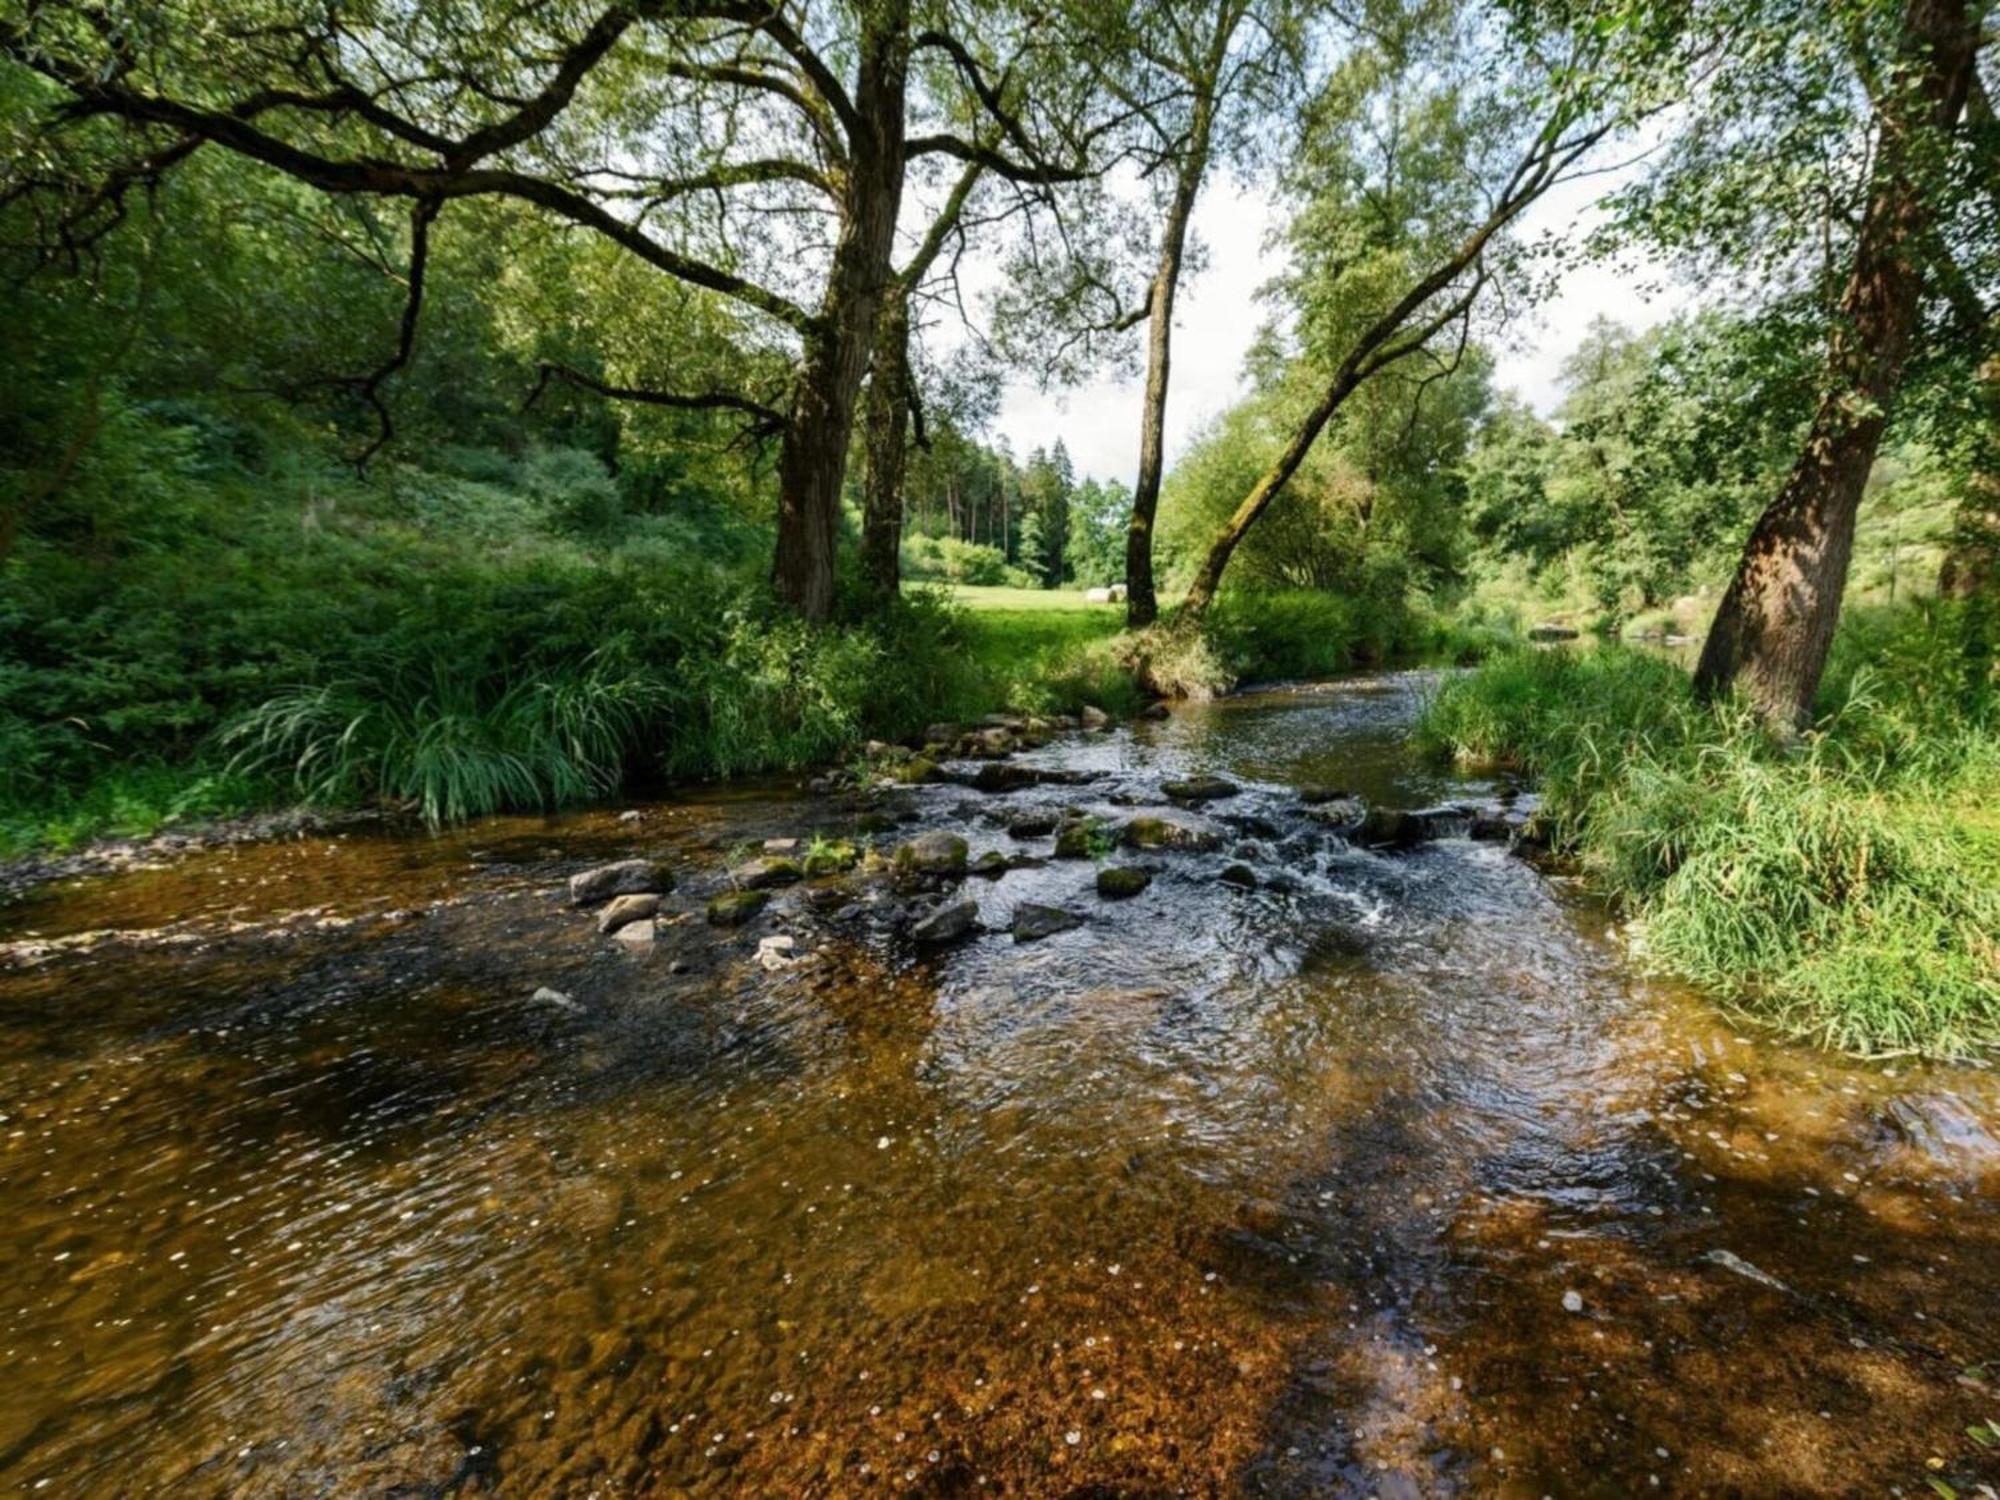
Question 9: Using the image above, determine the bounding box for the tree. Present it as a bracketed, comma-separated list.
[1174, 0, 1670, 620]
[1075, 0, 1303, 626]
[2, 0, 1089, 619]
[1692, 0, 1981, 723]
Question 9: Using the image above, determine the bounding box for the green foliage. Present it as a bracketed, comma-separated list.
[1416, 613, 2000, 1057]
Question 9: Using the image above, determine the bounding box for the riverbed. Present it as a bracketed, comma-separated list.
[2, 673, 1995, 1496]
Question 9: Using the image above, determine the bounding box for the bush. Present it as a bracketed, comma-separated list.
[1415, 613, 2000, 1057]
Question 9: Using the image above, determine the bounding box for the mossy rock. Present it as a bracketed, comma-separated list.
[1054, 817, 1117, 860]
[1161, 775, 1237, 802]
[1096, 866, 1151, 899]
[894, 831, 968, 875]
[803, 839, 861, 876]
[888, 756, 942, 785]
[1123, 816, 1213, 851]
[706, 889, 770, 926]
[730, 856, 804, 890]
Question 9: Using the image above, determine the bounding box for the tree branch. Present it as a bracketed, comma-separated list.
[527, 361, 787, 436]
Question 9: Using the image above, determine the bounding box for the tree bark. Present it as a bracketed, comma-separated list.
[1940, 339, 2000, 710]
[860, 294, 913, 593]
[1693, 0, 1976, 723]
[772, 3, 909, 620]
[1124, 99, 1214, 629]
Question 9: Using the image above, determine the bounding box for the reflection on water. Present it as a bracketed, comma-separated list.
[2, 673, 1996, 1496]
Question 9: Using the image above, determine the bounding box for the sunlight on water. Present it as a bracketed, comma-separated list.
[2, 674, 1995, 1495]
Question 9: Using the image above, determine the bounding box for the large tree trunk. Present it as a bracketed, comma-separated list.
[1693, 0, 1976, 723]
[860, 293, 912, 594]
[771, 5, 909, 620]
[1940, 338, 2000, 709]
[1124, 109, 1211, 629]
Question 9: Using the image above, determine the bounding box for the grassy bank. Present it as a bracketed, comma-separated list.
[1, 438, 1495, 856]
[1415, 609, 2000, 1057]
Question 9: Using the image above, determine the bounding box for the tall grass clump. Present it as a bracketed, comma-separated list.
[1416, 608, 2000, 1058]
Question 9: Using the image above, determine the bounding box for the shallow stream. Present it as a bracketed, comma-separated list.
[2, 674, 1996, 1496]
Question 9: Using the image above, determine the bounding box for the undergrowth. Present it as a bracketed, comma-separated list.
[1415, 607, 2000, 1058]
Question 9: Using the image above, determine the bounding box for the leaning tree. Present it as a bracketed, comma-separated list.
[1, 0, 1091, 618]
[1172, 0, 1689, 620]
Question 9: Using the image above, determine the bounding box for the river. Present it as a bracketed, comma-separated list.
[2, 673, 1995, 1496]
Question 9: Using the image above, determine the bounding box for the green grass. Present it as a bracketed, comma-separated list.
[1415, 611, 2000, 1058]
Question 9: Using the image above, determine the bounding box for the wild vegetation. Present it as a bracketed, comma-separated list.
[1, 0, 1995, 1050]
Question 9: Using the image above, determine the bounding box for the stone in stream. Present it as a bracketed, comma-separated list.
[968, 762, 1038, 793]
[801, 839, 862, 876]
[1054, 817, 1116, 860]
[1080, 703, 1112, 729]
[756, 934, 798, 970]
[1468, 814, 1516, 843]
[1096, 866, 1151, 899]
[1007, 810, 1061, 839]
[706, 889, 769, 927]
[895, 831, 968, 877]
[611, 919, 657, 945]
[730, 856, 804, 890]
[1295, 784, 1351, 805]
[762, 837, 801, 854]
[912, 899, 979, 945]
[532, 986, 580, 1010]
[885, 756, 943, 785]
[1012, 903, 1083, 941]
[1162, 774, 1238, 802]
[568, 859, 672, 907]
[1140, 701, 1171, 719]
[1123, 816, 1215, 852]
[970, 850, 1011, 879]
[1219, 863, 1259, 890]
[596, 893, 660, 934]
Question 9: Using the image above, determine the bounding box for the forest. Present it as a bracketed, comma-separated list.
[2, 0, 1997, 1060]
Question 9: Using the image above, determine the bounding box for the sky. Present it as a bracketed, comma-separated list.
[990, 169, 1693, 487]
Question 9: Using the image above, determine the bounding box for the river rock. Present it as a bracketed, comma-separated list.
[896, 831, 968, 876]
[1162, 774, 1237, 802]
[763, 837, 800, 854]
[1468, 814, 1515, 843]
[974, 726, 1015, 757]
[1096, 866, 1151, 899]
[802, 838, 862, 875]
[596, 893, 660, 934]
[969, 762, 1038, 793]
[1080, 704, 1111, 729]
[923, 721, 960, 747]
[912, 899, 979, 945]
[568, 859, 672, 907]
[532, 986, 580, 1010]
[1141, 701, 1171, 719]
[970, 850, 1011, 879]
[731, 856, 804, 890]
[1054, 817, 1114, 859]
[1295, 784, 1351, 805]
[1012, 903, 1082, 941]
[1219, 863, 1258, 889]
[887, 756, 942, 785]
[611, 919, 657, 945]
[1123, 816, 1213, 852]
[1007, 810, 1061, 838]
[706, 889, 769, 927]
[756, 934, 798, 970]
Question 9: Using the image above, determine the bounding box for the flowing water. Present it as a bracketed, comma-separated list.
[2, 674, 1997, 1497]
